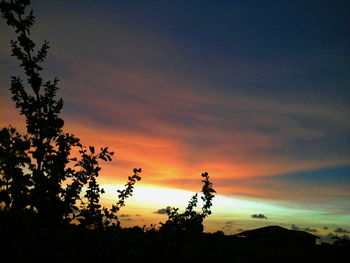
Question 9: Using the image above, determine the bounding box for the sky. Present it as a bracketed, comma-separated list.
[0, 0, 349, 237]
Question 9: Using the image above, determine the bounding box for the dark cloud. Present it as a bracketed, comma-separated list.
[302, 227, 318, 233]
[119, 214, 131, 218]
[153, 206, 171, 214]
[216, 166, 350, 205]
[135, 214, 142, 217]
[291, 224, 318, 233]
[334, 227, 350, 233]
[251, 214, 267, 219]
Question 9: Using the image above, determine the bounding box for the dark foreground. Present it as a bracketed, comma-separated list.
[0, 213, 347, 263]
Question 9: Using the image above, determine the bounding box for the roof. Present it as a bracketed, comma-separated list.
[235, 225, 319, 239]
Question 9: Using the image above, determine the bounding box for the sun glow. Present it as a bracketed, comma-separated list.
[98, 184, 350, 234]
[102, 185, 198, 208]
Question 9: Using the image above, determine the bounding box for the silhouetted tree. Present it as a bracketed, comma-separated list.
[0, 0, 141, 227]
[0, 126, 31, 211]
[103, 168, 142, 227]
[160, 172, 216, 234]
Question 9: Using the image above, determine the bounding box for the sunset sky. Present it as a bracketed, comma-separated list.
[1, 0, 349, 237]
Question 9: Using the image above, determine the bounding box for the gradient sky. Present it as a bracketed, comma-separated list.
[1, 0, 349, 236]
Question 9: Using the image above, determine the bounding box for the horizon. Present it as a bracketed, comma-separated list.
[0, 0, 349, 237]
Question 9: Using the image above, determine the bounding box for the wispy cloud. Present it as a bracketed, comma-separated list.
[291, 224, 318, 233]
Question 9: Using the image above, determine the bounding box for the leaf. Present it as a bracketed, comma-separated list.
[89, 146, 95, 154]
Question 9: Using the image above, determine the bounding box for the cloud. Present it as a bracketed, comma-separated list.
[291, 224, 318, 233]
[251, 214, 267, 219]
[222, 221, 234, 231]
[119, 214, 131, 218]
[291, 224, 300, 230]
[118, 214, 132, 221]
[216, 166, 350, 203]
[153, 206, 171, 215]
[334, 227, 350, 233]
[324, 226, 328, 230]
[302, 227, 318, 233]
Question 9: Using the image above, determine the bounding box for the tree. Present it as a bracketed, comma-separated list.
[160, 172, 216, 235]
[0, 0, 141, 227]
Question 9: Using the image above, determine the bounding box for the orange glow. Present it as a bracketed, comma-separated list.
[1, 89, 349, 204]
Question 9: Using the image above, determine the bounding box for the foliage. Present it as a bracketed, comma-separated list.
[332, 236, 350, 247]
[0, 126, 31, 211]
[0, 0, 141, 227]
[160, 172, 216, 234]
[103, 168, 142, 228]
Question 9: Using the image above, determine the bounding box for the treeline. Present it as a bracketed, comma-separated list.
[1, 213, 347, 263]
